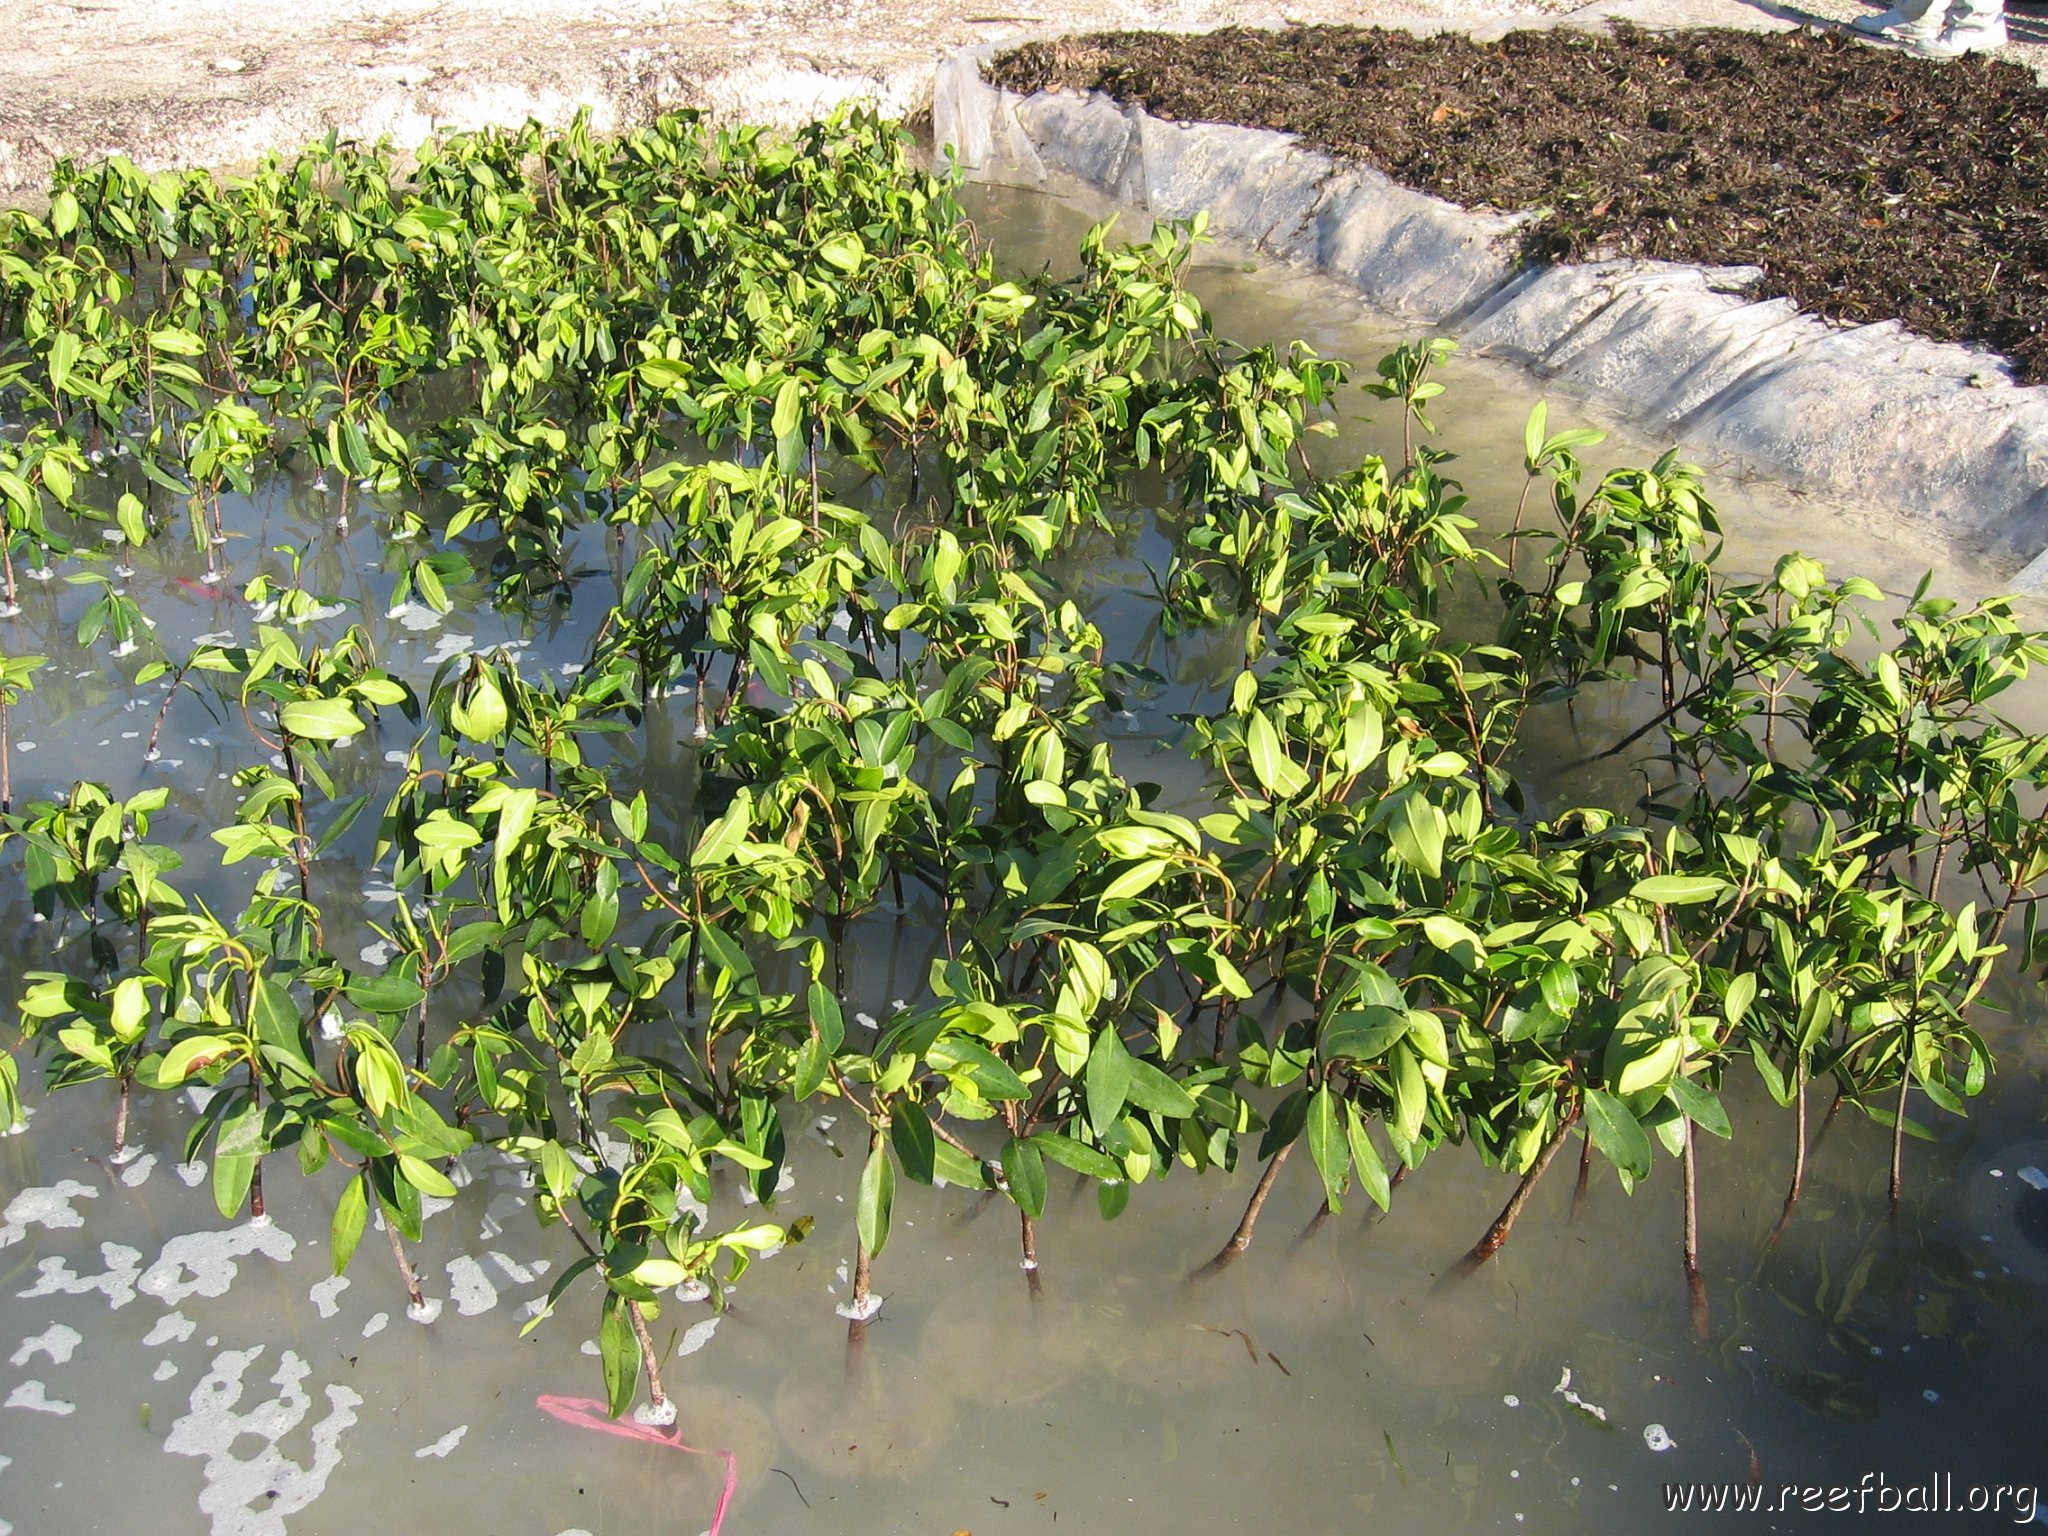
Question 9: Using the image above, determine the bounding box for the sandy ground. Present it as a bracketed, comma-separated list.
[2, 0, 2037, 205]
[0, 0, 1544, 203]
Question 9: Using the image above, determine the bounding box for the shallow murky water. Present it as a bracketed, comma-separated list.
[2, 186, 2045, 1536]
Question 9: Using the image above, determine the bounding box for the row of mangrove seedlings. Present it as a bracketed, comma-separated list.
[0, 109, 2043, 1419]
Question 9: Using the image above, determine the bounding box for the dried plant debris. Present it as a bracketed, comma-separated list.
[990, 25, 2048, 384]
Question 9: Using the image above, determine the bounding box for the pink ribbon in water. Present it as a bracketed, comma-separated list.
[535, 1394, 738, 1535]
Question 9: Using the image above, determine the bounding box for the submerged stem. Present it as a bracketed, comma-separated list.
[1682, 1119, 1707, 1343]
[1889, 1044, 1912, 1214]
[1465, 1106, 1579, 1267]
[627, 1299, 669, 1414]
[1196, 1142, 1292, 1277]
[1570, 1128, 1594, 1222]
[847, 1235, 874, 1352]
[247, 1064, 265, 1220]
[1020, 1208, 1042, 1299]
[1767, 1062, 1808, 1247]
[384, 1201, 424, 1310]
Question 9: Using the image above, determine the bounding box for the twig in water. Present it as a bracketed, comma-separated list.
[771, 1467, 810, 1508]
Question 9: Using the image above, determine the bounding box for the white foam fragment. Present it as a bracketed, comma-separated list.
[145, 1311, 197, 1347]
[175, 1160, 208, 1187]
[477, 1188, 528, 1241]
[308, 1277, 349, 1320]
[1552, 1365, 1609, 1422]
[444, 1257, 498, 1318]
[1643, 1423, 1678, 1452]
[834, 1293, 883, 1323]
[421, 633, 475, 667]
[674, 1186, 708, 1232]
[139, 1223, 297, 1306]
[2017, 1167, 2048, 1191]
[120, 1153, 158, 1188]
[737, 1164, 796, 1208]
[358, 940, 398, 967]
[0, 1179, 98, 1247]
[10, 1323, 82, 1366]
[414, 1425, 467, 1459]
[406, 1298, 443, 1325]
[5, 1380, 74, 1415]
[155, 1359, 179, 1382]
[485, 1251, 543, 1286]
[165, 1347, 362, 1536]
[386, 602, 443, 632]
[361, 1313, 388, 1339]
[633, 1399, 678, 1428]
[17, 1242, 143, 1309]
[579, 1339, 600, 1357]
[676, 1317, 720, 1358]
[1502, 1394, 1520, 1408]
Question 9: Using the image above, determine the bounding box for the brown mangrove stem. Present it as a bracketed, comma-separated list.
[1466, 1107, 1579, 1266]
[1196, 1142, 1292, 1276]
[628, 1299, 669, 1413]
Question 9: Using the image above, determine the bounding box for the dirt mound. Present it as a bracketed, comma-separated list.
[991, 25, 2048, 384]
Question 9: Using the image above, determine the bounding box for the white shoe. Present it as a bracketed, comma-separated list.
[1906, 14, 2009, 51]
[1849, 2, 1945, 42]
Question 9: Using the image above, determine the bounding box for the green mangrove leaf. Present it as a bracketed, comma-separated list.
[1630, 875, 1730, 905]
[1306, 1084, 1348, 1215]
[1086, 1024, 1133, 1136]
[1582, 1089, 1651, 1182]
[278, 696, 365, 741]
[331, 1176, 368, 1277]
[1001, 1135, 1047, 1217]
[857, 1137, 895, 1258]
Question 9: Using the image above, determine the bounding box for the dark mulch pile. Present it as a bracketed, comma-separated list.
[990, 25, 2048, 384]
